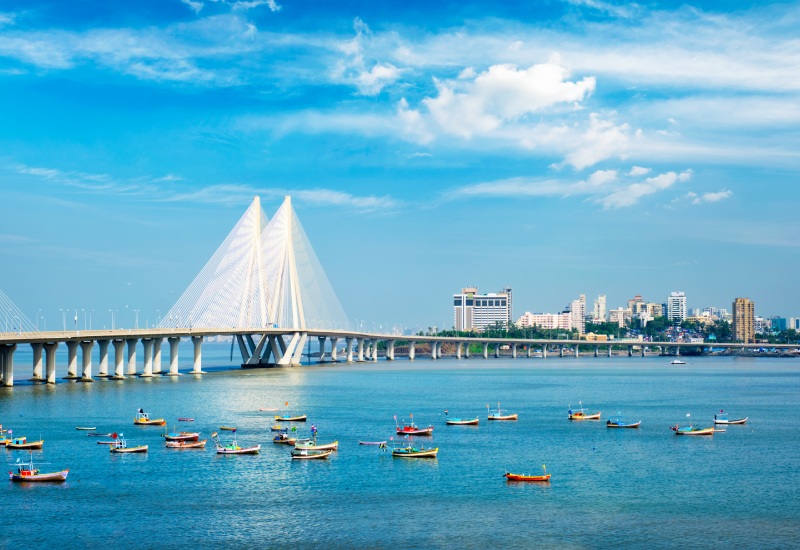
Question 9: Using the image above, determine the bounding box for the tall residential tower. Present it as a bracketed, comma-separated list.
[732, 297, 755, 343]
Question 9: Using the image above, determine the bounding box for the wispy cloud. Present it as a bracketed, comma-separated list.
[684, 189, 733, 205]
[597, 169, 692, 209]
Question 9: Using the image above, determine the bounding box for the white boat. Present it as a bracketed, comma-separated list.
[9, 456, 68, 482]
[671, 359, 686, 365]
[713, 411, 748, 425]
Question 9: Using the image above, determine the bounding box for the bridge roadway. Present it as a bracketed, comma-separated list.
[0, 327, 796, 387]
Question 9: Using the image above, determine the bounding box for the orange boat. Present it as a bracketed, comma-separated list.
[487, 403, 518, 421]
[134, 410, 166, 426]
[568, 403, 601, 420]
[504, 472, 551, 482]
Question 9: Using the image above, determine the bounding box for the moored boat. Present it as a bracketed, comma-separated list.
[87, 433, 113, 437]
[670, 359, 686, 365]
[358, 441, 387, 446]
[606, 415, 641, 429]
[177, 418, 194, 422]
[672, 425, 715, 436]
[215, 440, 260, 454]
[75, 426, 96, 431]
[295, 439, 338, 451]
[487, 403, 518, 421]
[713, 411, 748, 425]
[291, 449, 333, 460]
[166, 439, 207, 449]
[395, 414, 433, 435]
[134, 410, 166, 426]
[110, 435, 148, 453]
[392, 445, 438, 458]
[274, 415, 307, 422]
[6, 437, 44, 450]
[504, 472, 551, 482]
[162, 431, 200, 442]
[568, 402, 601, 420]
[219, 426, 237, 431]
[446, 417, 480, 426]
[9, 456, 68, 482]
[273, 433, 297, 445]
[270, 425, 287, 432]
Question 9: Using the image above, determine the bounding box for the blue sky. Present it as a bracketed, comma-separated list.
[1, 0, 799, 331]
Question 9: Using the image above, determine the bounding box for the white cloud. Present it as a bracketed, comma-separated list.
[692, 189, 732, 204]
[331, 17, 402, 96]
[563, 113, 630, 169]
[0, 12, 15, 26]
[628, 166, 650, 176]
[180, 0, 204, 14]
[232, 0, 281, 11]
[563, 0, 638, 18]
[598, 169, 692, 209]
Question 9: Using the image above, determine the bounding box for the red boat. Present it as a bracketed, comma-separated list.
[396, 424, 433, 436]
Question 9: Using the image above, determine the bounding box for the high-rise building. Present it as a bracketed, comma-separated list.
[732, 297, 755, 343]
[667, 291, 687, 322]
[570, 295, 586, 334]
[592, 295, 607, 322]
[516, 312, 572, 331]
[453, 286, 511, 332]
[772, 317, 787, 331]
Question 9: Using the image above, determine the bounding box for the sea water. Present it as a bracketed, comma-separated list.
[1, 347, 798, 549]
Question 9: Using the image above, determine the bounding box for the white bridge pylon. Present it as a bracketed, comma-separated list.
[160, 196, 348, 365]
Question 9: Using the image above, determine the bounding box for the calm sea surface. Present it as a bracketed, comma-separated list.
[1, 345, 799, 549]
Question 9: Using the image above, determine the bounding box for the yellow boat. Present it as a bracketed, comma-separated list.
[134, 411, 166, 426]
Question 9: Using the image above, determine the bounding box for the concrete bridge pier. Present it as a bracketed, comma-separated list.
[0, 344, 17, 386]
[345, 338, 355, 362]
[607, 345, 612, 357]
[153, 338, 163, 374]
[141, 338, 154, 377]
[191, 336, 205, 373]
[494, 343, 500, 358]
[574, 346, 579, 358]
[31, 342, 44, 381]
[372, 340, 379, 362]
[408, 341, 416, 361]
[97, 340, 110, 377]
[318, 337, 327, 362]
[357, 338, 365, 362]
[641, 346, 646, 358]
[512, 343, 517, 358]
[65, 341, 80, 379]
[112, 339, 126, 379]
[465, 344, 470, 358]
[594, 345, 599, 358]
[330, 337, 339, 362]
[526, 345, 531, 358]
[482, 342, 489, 359]
[80, 340, 95, 382]
[675, 346, 681, 356]
[456, 342, 463, 359]
[542, 346, 548, 359]
[386, 340, 395, 361]
[126, 338, 138, 376]
[167, 337, 182, 375]
[628, 345, 633, 357]
[431, 341, 438, 360]
[558, 345, 564, 358]
[44, 342, 58, 384]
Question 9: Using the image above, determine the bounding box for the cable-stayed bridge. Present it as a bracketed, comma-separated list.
[1, 196, 798, 387]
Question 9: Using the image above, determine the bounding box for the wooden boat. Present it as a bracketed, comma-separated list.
[446, 417, 480, 426]
[259, 408, 279, 412]
[274, 415, 307, 422]
[672, 425, 715, 436]
[487, 403, 518, 421]
[162, 431, 200, 442]
[270, 425, 287, 432]
[273, 434, 297, 445]
[392, 445, 438, 458]
[568, 403, 601, 420]
[0, 434, 14, 446]
[219, 426, 237, 431]
[177, 418, 194, 422]
[110, 436, 148, 453]
[291, 449, 333, 460]
[670, 359, 686, 365]
[75, 426, 96, 431]
[166, 439, 207, 449]
[504, 472, 551, 482]
[9, 457, 68, 482]
[87, 433, 113, 437]
[6, 437, 44, 450]
[295, 440, 338, 451]
[215, 441, 260, 454]
[396, 424, 434, 436]
[359, 441, 387, 446]
[134, 411, 166, 426]
[606, 416, 641, 429]
[713, 412, 748, 425]
[96, 440, 118, 445]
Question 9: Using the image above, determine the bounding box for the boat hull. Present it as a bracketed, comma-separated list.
[396, 427, 434, 436]
[166, 440, 207, 449]
[714, 417, 747, 425]
[295, 441, 338, 451]
[569, 413, 601, 420]
[488, 414, 518, 421]
[6, 440, 44, 450]
[607, 421, 641, 428]
[163, 432, 200, 442]
[134, 419, 166, 426]
[291, 449, 333, 460]
[446, 418, 479, 425]
[9, 470, 69, 482]
[216, 445, 260, 455]
[358, 441, 386, 446]
[504, 473, 550, 482]
[674, 427, 714, 436]
[274, 416, 307, 422]
[392, 447, 438, 458]
[110, 445, 149, 453]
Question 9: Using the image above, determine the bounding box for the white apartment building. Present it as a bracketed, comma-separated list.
[516, 312, 573, 331]
[592, 295, 607, 322]
[454, 286, 512, 331]
[667, 291, 687, 322]
[609, 307, 630, 328]
[570, 295, 586, 334]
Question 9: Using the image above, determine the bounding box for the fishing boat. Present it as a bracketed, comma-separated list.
[358, 441, 387, 446]
[568, 402, 601, 420]
[291, 449, 332, 460]
[96, 440, 118, 445]
[504, 472, 551, 482]
[109, 435, 148, 453]
[273, 433, 297, 445]
[75, 426, 96, 431]
[177, 418, 194, 422]
[0, 434, 13, 446]
[214, 435, 260, 455]
[87, 433, 113, 437]
[392, 445, 438, 458]
[6, 437, 44, 450]
[133, 410, 166, 426]
[606, 415, 641, 429]
[713, 411, 748, 425]
[670, 359, 686, 365]
[487, 403, 518, 421]
[259, 408, 279, 412]
[274, 415, 307, 422]
[395, 414, 434, 436]
[295, 439, 338, 451]
[446, 417, 480, 426]
[9, 456, 68, 482]
[671, 425, 715, 436]
[166, 439, 207, 449]
[270, 425, 287, 432]
[162, 431, 200, 442]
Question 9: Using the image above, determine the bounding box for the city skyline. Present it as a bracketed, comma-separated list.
[1, 0, 799, 329]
